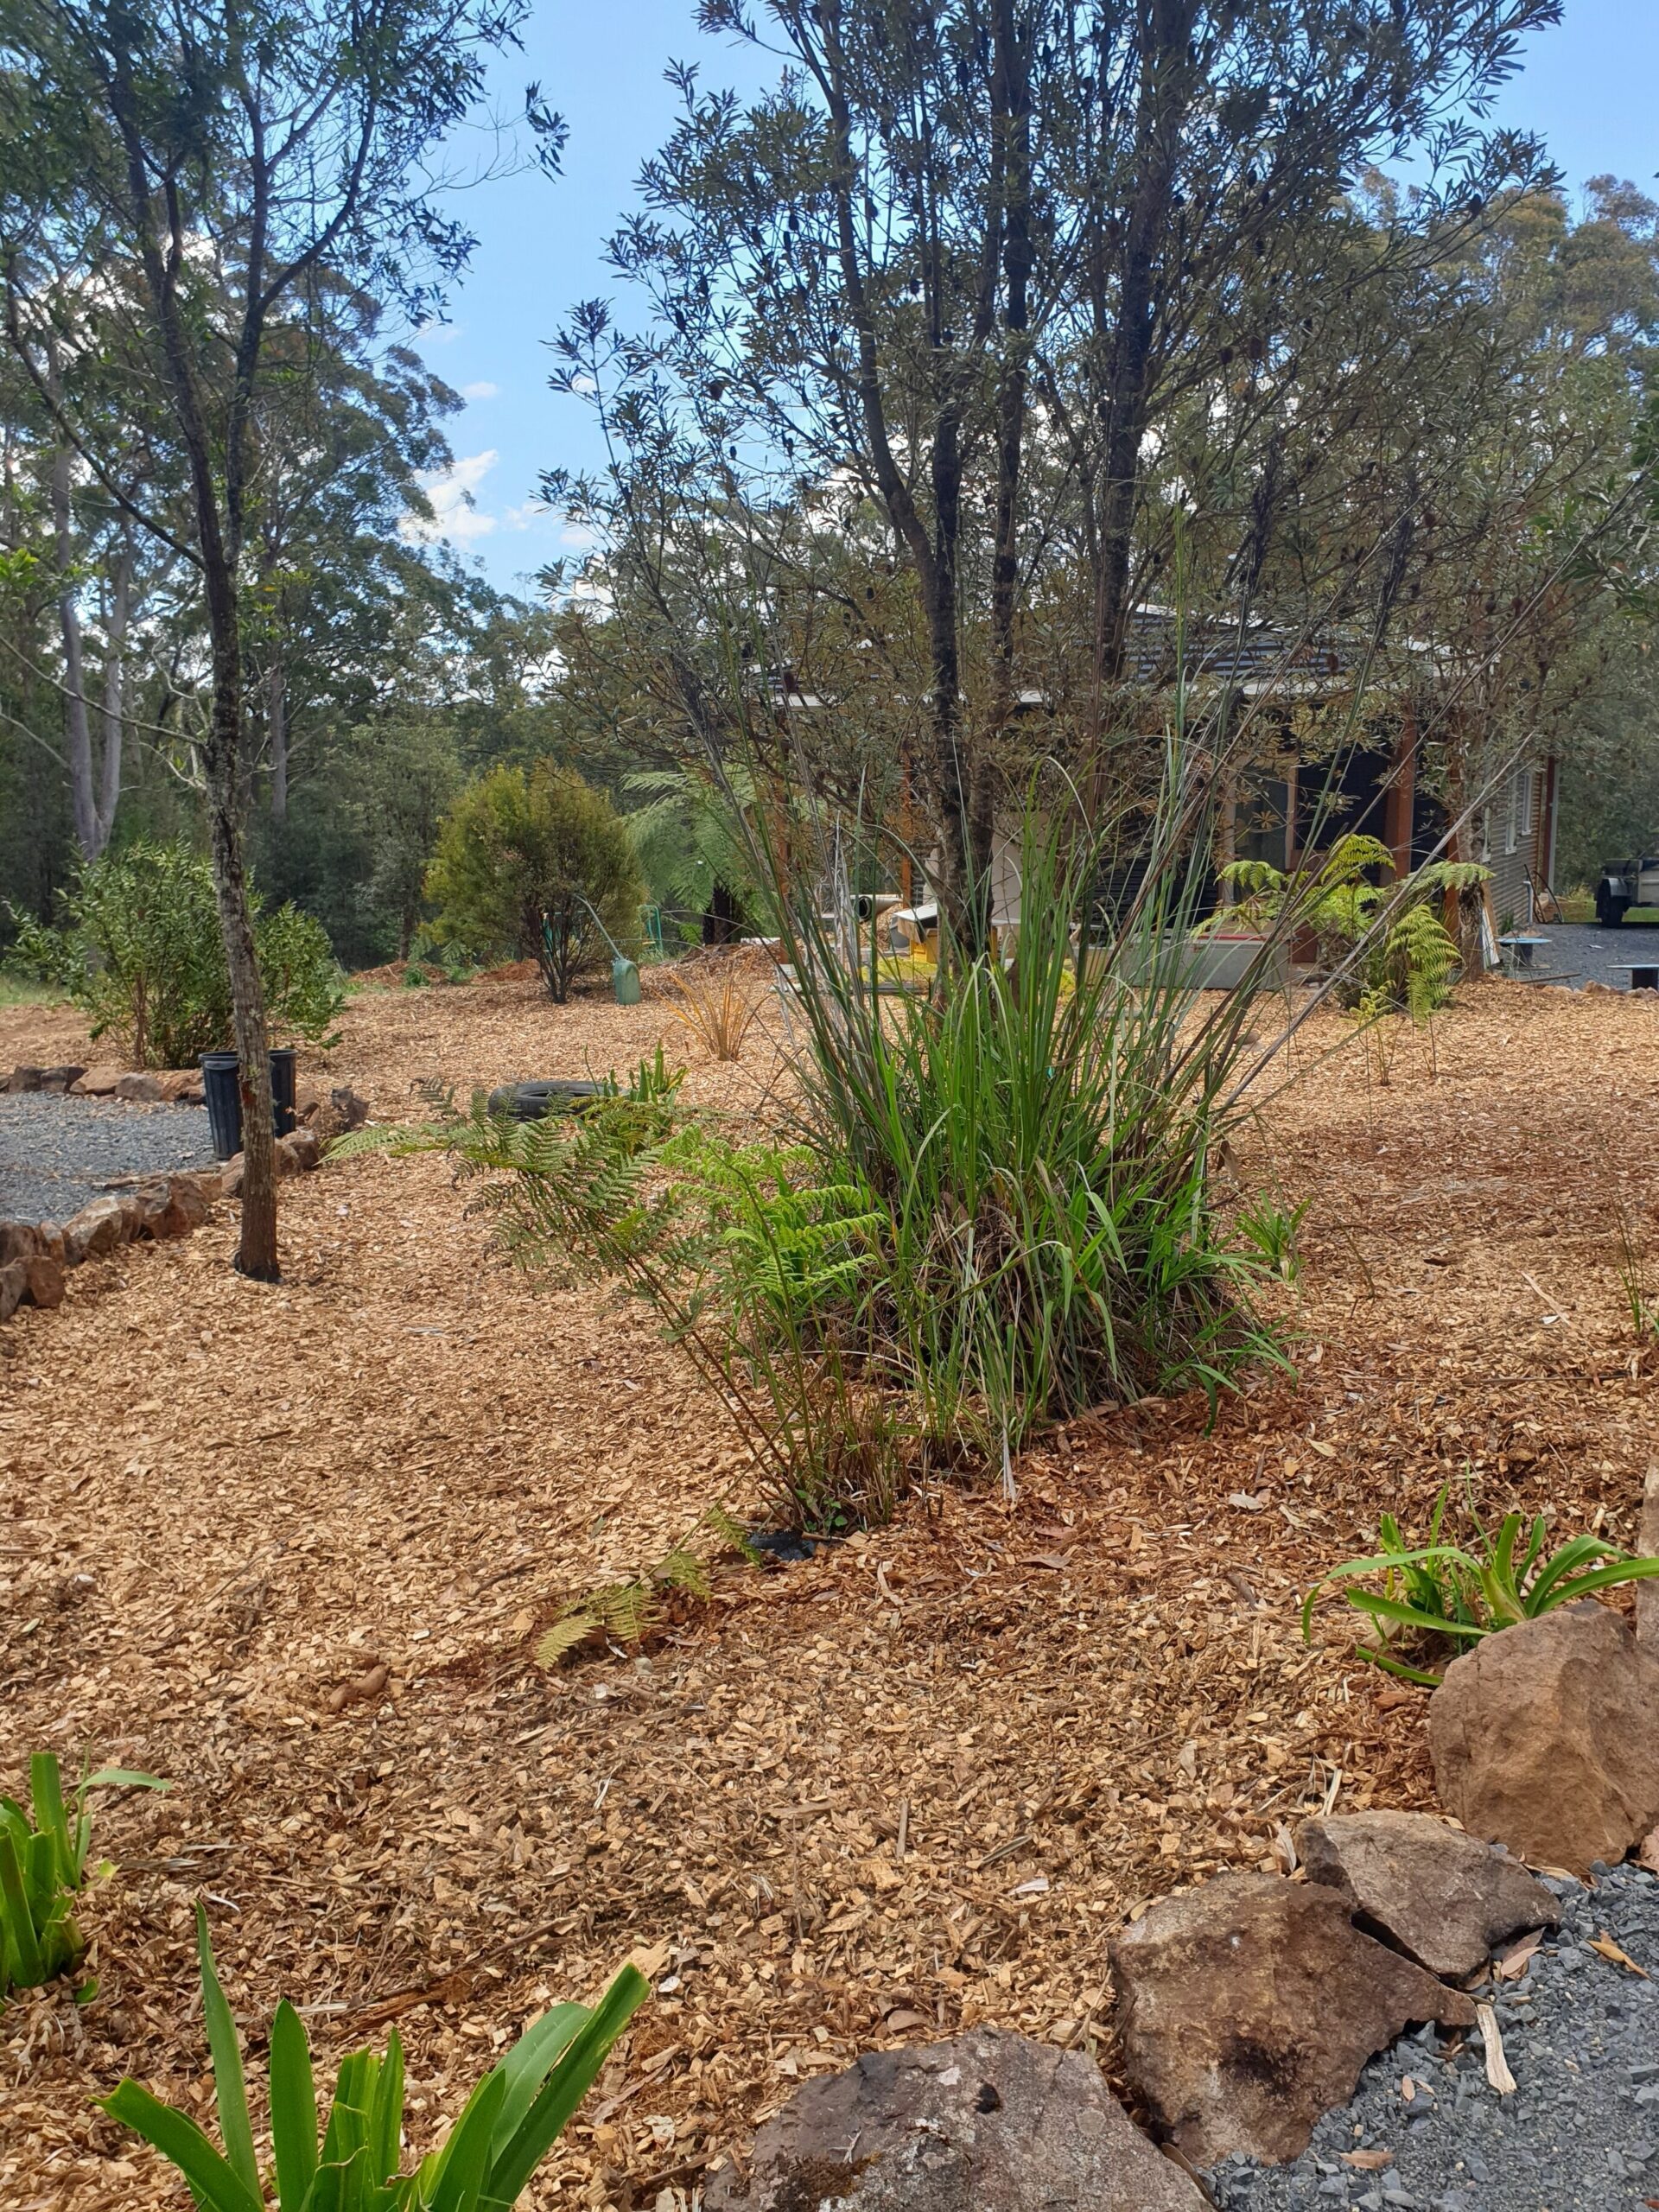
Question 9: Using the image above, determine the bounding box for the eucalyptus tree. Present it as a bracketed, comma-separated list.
[0, 0, 561, 1278]
[558, 0, 1556, 945]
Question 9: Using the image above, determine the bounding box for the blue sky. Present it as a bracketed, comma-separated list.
[410, 0, 1659, 591]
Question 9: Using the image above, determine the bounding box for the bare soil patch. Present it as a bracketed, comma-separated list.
[3, 972, 1656, 2210]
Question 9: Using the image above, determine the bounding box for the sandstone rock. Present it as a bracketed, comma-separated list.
[22, 1254, 65, 1310]
[70, 1065, 127, 1096]
[1111, 1872, 1476, 2167]
[277, 1128, 321, 1174]
[1297, 1808, 1559, 1980]
[34, 1222, 64, 1264]
[219, 1154, 245, 1198]
[6, 1064, 84, 1093]
[1429, 1604, 1659, 1875]
[61, 1194, 141, 1265]
[705, 2027, 1205, 2212]
[155, 1070, 205, 1103]
[113, 1071, 165, 1103]
[0, 1219, 45, 1267]
[0, 1261, 25, 1321]
[125, 1176, 206, 1240]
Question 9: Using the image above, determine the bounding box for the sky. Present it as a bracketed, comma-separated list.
[410, 0, 1659, 592]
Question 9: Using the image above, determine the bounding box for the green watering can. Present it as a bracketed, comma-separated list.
[550, 906, 642, 1004]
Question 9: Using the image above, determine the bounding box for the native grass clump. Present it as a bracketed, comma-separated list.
[105, 1905, 646, 2211]
[340, 810, 1300, 1529]
[2, 1753, 168, 2000]
[1303, 1483, 1659, 1684]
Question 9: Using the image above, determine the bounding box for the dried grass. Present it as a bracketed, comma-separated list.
[2, 969, 1656, 2209]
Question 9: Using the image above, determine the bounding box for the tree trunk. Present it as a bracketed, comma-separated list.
[94, 537, 131, 855]
[268, 656, 288, 821]
[51, 448, 99, 861]
[205, 645, 278, 1280]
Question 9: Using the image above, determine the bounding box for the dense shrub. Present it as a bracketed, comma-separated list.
[10, 841, 344, 1066]
[426, 763, 642, 1002]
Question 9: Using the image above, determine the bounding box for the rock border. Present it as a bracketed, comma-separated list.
[0, 1125, 328, 1326]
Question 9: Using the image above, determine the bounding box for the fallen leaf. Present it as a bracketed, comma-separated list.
[1341, 2150, 1393, 2171]
[1023, 1552, 1073, 1572]
[1588, 1932, 1650, 1979]
[1306, 1436, 1337, 1458]
[884, 2008, 929, 2031]
[1227, 1492, 1267, 1512]
[1008, 1874, 1051, 1897]
[1493, 1930, 1543, 1982]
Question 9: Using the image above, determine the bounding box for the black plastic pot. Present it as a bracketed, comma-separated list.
[200, 1048, 300, 1160]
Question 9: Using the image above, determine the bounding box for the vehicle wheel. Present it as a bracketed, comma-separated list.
[1598, 891, 1626, 928]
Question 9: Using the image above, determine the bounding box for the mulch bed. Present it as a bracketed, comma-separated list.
[1, 971, 1656, 2211]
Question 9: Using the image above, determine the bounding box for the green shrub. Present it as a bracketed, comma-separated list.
[426, 765, 643, 1004]
[2, 1753, 168, 1998]
[1302, 1484, 1659, 1684]
[105, 1905, 649, 2210]
[10, 842, 344, 1067]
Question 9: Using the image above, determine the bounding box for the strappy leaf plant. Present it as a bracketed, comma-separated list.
[1, 1752, 168, 1998]
[1303, 1483, 1659, 1684]
[105, 1905, 649, 2210]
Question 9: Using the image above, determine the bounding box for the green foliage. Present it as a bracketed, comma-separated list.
[346, 808, 1293, 1527]
[1, 1753, 168, 1999]
[10, 842, 343, 1067]
[104, 1904, 649, 2210]
[1216, 835, 1484, 1014]
[535, 1505, 764, 1665]
[426, 765, 643, 1004]
[1234, 1192, 1312, 1283]
[1614, 1212, 1659, 1344]
[1302, 1484, 1659, 1684]
[623, 764, 761, 943]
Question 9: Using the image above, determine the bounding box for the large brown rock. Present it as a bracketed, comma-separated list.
[0, 1219, 46, 1267]
[3, 1065, 84, 1093]
[61, 1194, 141, 1265]
[1111, 1872, 1476, 2167]
[126, 1173, 210, 1241]
[21, 1254, 65, 1310]
[704, 2028, 1205, 2212]
[276, 1128, 321, 1175]
[70, 1065, 127, 1096]
[0, 1261, 25, 1321]
[1429, 1604, 1659, 1875]
[113, 1071, 165, 1103]
[1297, 1808, 1559, 1979]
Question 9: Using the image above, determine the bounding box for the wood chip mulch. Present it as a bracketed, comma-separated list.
[2, 970, 1656, 2211]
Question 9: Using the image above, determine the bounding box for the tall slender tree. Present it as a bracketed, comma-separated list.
[0, 0, 561, 1276]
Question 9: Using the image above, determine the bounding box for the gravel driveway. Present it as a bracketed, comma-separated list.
[0, 1093, 216, 1225]
[1511, 921, 1659, 990]
[1207, 1860, 1659, 2211]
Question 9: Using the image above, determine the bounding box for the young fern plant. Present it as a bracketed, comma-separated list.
[1302, 1484, 1659, 1685]
[105, 1905, 649, 2211]
[1, 1752, 168, 1999]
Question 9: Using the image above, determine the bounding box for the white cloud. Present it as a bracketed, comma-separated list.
[461, 379, 499, 401]
[401, 449, 499, 544]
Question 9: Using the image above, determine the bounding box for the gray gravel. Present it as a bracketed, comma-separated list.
[1206, 1861, 1659, 2212]
[0, 1093, 216, 1225]
[1510, 920, 1659, 989]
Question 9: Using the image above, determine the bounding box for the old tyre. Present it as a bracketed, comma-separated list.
[486, 1078, 605, 1121]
